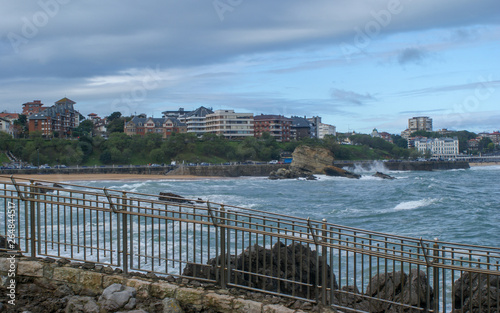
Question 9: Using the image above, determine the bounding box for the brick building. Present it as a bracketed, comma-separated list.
[27, 98, 80, 137]
[254, 114, 291, 142]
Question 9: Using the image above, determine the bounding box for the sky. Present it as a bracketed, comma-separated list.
[1, 0, 499, 134]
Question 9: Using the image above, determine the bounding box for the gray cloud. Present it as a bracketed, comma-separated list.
[331, 88, 377, 106]
[397, 48, 430, 65]
[1, 0, 500, 116]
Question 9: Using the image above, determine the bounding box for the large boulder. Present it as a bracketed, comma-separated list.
[268, 167, 316, 180]
[98, 283, 137, 312]
[453, 271, 499, 313]
[323, 165, 361, 179]
[291, 145, 334, 174]
[340, 269, 433, 313]
[183, 242, 337, 300]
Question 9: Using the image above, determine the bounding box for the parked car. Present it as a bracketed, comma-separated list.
[268, 160, 279, 164]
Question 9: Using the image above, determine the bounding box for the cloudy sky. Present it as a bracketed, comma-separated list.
[1, 0, 499, 134]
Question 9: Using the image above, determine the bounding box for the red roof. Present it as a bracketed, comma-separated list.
[0, 113, 19, 119]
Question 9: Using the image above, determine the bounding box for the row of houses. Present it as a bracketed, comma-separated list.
[124, 107, 337, 142]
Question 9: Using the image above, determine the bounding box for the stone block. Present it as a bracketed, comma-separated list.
[203, 292, 233, 312]
[263, 304, 295, 313]
[125, 278, 151, 298]
[17, 260, 44, 277]
[176, 287, 205, 306]
[233, 298, 263, 313]
[79, 271, 103, 293]
[0, 257, 10, 272]
[53, 266, 80, 284]
[150, 282, 178, 299]
[103, 274, 125, 288]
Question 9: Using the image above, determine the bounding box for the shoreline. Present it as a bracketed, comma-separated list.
[469, 162, 500, 167]
[0, 173, 225, 182]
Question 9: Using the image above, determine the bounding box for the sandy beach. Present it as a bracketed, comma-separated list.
[0, 173, 221, 183]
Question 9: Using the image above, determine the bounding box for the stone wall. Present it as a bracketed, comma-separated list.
[0, 254, 329, 313]
[166, 164, 289, 177]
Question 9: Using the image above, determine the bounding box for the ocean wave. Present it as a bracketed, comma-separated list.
[393, 198, 439, 211]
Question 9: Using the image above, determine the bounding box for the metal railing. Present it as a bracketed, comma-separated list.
[1, 175, 499, 312]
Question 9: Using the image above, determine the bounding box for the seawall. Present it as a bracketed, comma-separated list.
[335, 160, 470, 171]
[166, 164, 289, 177]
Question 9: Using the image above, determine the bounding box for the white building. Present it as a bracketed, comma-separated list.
[0, 117, 13, 135]
[318, 123, 336, 139]
[205, 110, 254, 139]
[414, 137, 459, 157]
[183, 106, 214, 136]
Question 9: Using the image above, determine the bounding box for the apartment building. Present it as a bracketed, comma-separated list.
[318, 123, 336, 139]
[27, 97, 80, 137]
[205, 110, 253, 139]
[408, 116, 432, 133]
[183, 106, 214, 136]
[22, 100, 46, 115]
[414, 137, 459, 157]
[254, 114, 291, 142]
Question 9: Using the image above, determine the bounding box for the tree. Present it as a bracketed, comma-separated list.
[478, 137, 493, 153]
[107, 112, 122, 122]
[106, 118, 125, 133]
[392, 135, 408, 149]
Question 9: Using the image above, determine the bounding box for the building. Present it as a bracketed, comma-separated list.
[371, 128, 392, 143]
[205, 110, 253, 139]
[484, 132, 500, 145]
[183, 106, 214, 136]
[253, 114, 292, 142]
[290, 116, 311, 140]
[318, 123, 336, 139]
[414, 137, 459, 157]
[408, 116, 432, 133]
[27, 97, 80, 137]
[161, 108, 192, 118]
[0, 113, 20, 121]
[124, 116, 186, 138]
[306, 116, 322, 138]
[22, 100, 46, 115]
[0, 117, 13, 135]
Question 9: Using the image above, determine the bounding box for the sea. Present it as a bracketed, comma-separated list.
[72, 163, 500, 249]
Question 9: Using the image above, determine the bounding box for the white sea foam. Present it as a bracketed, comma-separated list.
[393, 198, 438, 211]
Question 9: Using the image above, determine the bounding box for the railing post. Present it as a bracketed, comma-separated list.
[321, 219, 328, 306]
[432, 238, 439, 313]
[122, 192, 128, 274]
[219, 205, 227, 289]
[29, 180, 36, 258]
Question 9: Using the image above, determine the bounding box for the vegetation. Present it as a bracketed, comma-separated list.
[0, 129, 423, 166]
[1, 127, 496, 166]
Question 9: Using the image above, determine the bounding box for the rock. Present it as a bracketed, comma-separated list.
[53, 183, 64, 188]
[373, 172, 395, 180]
[291, 146, 335, 174]
[158, 192, 193, 204]
[183, 242, 337, 300]
[65, 296, 99, 313]
[351, 269, 433, 313]
[0, 235, 19, 250]
[98, 283, 137, 312]
[268, 167, 314, 180]
[162, 298, 184, 313]
[453, 271, 499, 313]
[323, 165, 361, 179]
